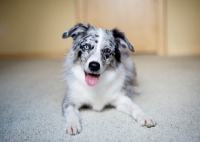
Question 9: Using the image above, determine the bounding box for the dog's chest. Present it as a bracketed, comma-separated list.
[71, 65, 124, 111]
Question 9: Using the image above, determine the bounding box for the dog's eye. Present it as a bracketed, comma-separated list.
[84, 44, 89, 50]
[103, 48, 112, 59]
[82, 44, 93, 51]
[104, 48, 111, 53]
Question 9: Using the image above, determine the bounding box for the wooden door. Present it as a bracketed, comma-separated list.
[75, 0, 157, 53]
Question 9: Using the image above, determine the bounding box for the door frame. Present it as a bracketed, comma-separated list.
[155, 0, 167, 56]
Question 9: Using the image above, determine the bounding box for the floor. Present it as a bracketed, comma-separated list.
[0, 55, 200, 142]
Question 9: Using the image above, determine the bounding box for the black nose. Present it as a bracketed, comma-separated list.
[89, 61, 100, 72]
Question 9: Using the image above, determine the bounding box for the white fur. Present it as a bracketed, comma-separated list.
[85, 29, 104, 74]
[70, 63, 125, 111]
[62, 25, 156, 135]
[96, 28, 104, 50]
[68, 29, 125, 111]
[65, 62, 156, 135]
[64, 106, 81, 135]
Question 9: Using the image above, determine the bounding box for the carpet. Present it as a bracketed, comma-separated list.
[0, 55, 200, 142]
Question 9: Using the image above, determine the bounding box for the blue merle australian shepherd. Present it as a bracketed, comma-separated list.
[62, 23, 156, 135]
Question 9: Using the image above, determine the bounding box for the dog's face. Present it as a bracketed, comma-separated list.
[63, 23, 134, 86]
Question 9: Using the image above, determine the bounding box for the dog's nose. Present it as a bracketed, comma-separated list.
[89, 61, 100, 72]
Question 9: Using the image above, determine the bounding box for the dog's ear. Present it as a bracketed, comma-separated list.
[112, 28, 134, 52]
[115, 46, 121, 62]
[62, 23, 90, 40]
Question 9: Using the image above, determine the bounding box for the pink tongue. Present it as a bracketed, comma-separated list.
[85, 74, 99, 86]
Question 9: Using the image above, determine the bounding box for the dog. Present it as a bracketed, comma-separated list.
[62, 23, 156, 135]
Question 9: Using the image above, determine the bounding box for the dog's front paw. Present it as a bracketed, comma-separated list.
[137, 115, 156, 128]
[66, 121, 81, 135]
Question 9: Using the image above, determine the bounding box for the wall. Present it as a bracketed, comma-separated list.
[75, 0, 157, 53]
[1, 0, 200, 58]
[167, 0, 200, 56]
[0, 0, 76, 58]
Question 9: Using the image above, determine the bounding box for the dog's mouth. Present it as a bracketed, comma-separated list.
[85, 72, 100, 87]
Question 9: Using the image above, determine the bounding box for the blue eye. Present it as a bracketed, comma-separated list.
[84, 44, 89, 50]
[81, 44, 93, 51]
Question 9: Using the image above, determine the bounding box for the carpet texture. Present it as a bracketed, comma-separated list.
[0, 55, 200, 142]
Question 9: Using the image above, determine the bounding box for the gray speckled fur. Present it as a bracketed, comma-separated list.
[62, 23, 137, 97]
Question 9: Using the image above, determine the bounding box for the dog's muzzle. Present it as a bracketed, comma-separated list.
[85, 61, 100, 87]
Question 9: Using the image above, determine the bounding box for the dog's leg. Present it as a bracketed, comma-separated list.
[62, 96, 81, 135]
[112, 95, 156, 127]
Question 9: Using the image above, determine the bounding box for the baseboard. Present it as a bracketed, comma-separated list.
[167, 48, 200, 56]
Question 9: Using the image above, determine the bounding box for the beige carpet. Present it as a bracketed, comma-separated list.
[0, 55, 200, 142]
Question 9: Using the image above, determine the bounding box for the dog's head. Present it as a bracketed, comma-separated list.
[63, 23, 134, 86]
